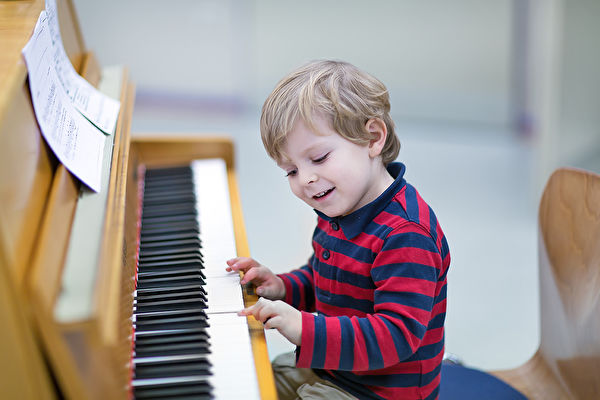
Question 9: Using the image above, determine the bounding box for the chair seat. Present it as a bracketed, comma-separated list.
[440, 363, 528, 399]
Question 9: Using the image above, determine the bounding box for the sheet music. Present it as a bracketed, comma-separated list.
[44, 0, 120, 135]
[22, 12, 104, 192]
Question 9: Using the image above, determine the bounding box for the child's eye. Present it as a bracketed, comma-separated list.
[312, 152, 330, 163]
[285, 169, 297, 177]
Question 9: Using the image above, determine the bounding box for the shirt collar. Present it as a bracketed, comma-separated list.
[315, 162, 407, 239]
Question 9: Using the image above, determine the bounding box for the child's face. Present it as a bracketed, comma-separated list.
[278, 114, 391, 218]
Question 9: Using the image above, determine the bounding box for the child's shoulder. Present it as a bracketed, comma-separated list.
[385, 182, 441, 238]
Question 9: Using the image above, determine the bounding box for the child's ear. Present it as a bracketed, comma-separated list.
[365, 118, 387, 158]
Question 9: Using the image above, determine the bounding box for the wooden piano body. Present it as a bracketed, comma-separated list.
[0, 1, 276, 398]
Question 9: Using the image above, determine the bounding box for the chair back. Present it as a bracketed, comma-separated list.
[538, 167, 600, 399]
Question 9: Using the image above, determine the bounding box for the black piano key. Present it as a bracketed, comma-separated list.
[135, 327, 210, 339]
[136, 284, 207, 297]
[138, 246, 203, 258]
[136, 284, 206, 297]
[132, 165, 219, 399]
[138, 257, 203, 271]
[134, 312, 209, 332]
[139, 232, 200, 244]
[142, 205, 197, 219]
[136, 275, 205, 291]
[135, 330, 210, 346]
[134, 354, 211, 379]
[141, 223, 199, 236]
[135, 339, 210, 358]
[138, 263, 206, 279]
[140, 238, 202, 251]
[145, 165, 192, 176]
[138, 253, 202, 266]
[133, 377, 212, 400]
[134, 298, 207, 313]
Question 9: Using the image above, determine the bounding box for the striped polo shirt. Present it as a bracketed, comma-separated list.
[278, 162, 450, 400]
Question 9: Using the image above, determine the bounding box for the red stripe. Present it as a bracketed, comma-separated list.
[317, 299, 369, 318]
[327, 251, 372, 275]
[324, 318, 342, 369]
[375, 248, 441, 274]
[296, 312, 316, 368]
[311, 267, 373, 300]
[377, 276, 437, 296]
[370, 315, 400, 366]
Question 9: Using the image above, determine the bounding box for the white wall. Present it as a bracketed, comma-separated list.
[74, 0, 514, 127]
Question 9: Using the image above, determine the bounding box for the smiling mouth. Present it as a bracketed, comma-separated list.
[313, 188, 334, 199]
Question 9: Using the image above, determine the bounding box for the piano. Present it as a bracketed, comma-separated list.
[0, 1, 277, 399]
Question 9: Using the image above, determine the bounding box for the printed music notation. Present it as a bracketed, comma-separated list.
[22, 11, 105, 192]
[21, 1, 122, 192]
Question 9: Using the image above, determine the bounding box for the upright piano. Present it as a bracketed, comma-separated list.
[0, 1, 276, 398]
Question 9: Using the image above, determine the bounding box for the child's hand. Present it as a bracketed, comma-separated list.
[239, 297, 302, 346]
[226, 257, 286, 300]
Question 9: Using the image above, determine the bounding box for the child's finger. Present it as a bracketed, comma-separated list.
[263, 315, 282, 330]
[226, 257, 255, 272]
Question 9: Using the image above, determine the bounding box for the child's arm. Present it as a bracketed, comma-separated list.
[238, 297, 302, 346]
[226, 257, 285, 299]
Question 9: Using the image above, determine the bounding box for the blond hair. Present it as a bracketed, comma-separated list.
[260, 60, 400, 165]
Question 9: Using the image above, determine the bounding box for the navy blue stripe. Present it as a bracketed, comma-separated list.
[312, 316, 327, 368]
[383, 200, 409, 220]
[429, 312, 446, 330]
[429, 206, 438, 244]
[290, 268, 312, 308]
[441, 236, 450, 259]
[404, 184, 420, 223]
[375, 290, 434, 312]
[405, 338, 445, 362]
[425, 385, 440, 400]
[316, 261, 375, 288]
[379, 315, 413, 360]
[435, 283, 447, 303]
[358, 318, 384, 370]
[287, 274, 300, 309]
[333, 369, 421, 388]
[330, 361, 441, 388]
[371, 262, 438, 283]
[338, 316, 355, 370]
[378, 309, 427, 340]
[316, 287, 374, 314]
[385, 231, 439, 253]
[314, 230, 376, 263]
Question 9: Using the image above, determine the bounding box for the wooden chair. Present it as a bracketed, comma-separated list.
[490, 167, 600, 399]
[441, 167, 600, 399]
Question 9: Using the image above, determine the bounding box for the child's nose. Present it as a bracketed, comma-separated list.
[301, 169, 318, 185]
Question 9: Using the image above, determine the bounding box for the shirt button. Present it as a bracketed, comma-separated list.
[322, 250, 330, 260]
[330, 221, 339, 231]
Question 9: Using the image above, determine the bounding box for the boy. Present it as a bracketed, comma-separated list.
[226, 60, 450, 400]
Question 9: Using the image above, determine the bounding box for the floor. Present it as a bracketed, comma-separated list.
[133, 103, 549, 372]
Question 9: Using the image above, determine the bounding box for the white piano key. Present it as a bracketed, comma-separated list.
[192, 159, 245, 313]
[205, 275, 245, 314]
[206, 313, 260, 399]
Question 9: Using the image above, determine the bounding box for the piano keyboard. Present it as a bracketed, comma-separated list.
[131, 159, 260, 399]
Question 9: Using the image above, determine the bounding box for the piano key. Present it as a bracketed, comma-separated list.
[135, 329, 210, 347]
[141, 222, 199, 236]
[138, 253, 202, 265]
[139, 232, 201, 244]
[135, 285, 207, 298]
[131, 161, 259, 399]
[132, 376, 212, 400]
